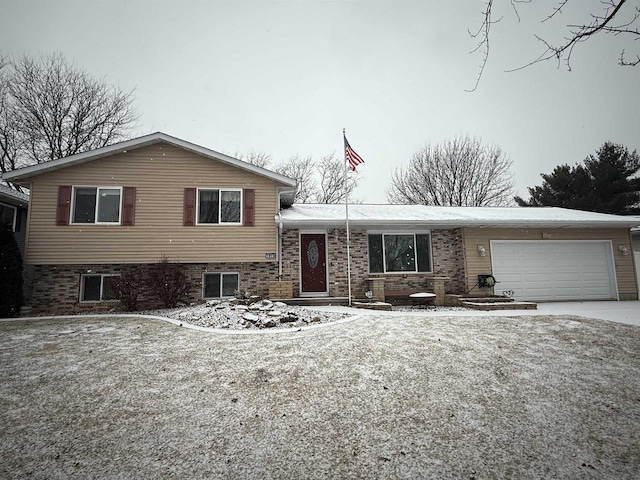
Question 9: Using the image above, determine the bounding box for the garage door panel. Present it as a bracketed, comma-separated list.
[491, 241, 617, 301]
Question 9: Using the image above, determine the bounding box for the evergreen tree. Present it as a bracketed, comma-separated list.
[0, 223, 24, 317]
[515, 142, 640, 214]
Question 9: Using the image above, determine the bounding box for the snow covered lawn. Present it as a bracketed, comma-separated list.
[1, 313, 639, 478]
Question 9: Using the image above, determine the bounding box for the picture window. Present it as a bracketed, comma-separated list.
[368, 233, 431, 273]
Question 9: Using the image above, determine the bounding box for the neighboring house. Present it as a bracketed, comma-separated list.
[632, 227, 640, 296]
[0, 184, 32, 301]
[2, 132, 639, 315]
[0, 183, 29, 257]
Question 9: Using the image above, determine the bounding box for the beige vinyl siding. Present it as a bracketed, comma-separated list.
[26, 143, 283, 265]
[463, 227, 638, 297]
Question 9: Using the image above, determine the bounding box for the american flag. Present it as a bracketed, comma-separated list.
[344, 134, 365, 171]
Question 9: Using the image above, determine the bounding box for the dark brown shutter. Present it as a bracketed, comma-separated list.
[243, 189, 255, 226]
[56, 186, 72, 226]
[122, 187, 136, 226]
[184, 188, 196, 226]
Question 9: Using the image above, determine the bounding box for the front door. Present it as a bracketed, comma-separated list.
[300, 233, 328, 294]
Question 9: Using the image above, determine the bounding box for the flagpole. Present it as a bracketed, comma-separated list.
[343, 128, 352, 306]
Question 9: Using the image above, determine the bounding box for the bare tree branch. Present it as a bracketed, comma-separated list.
[314, 153, 360, 204]
[386, 135, 514, 207]
[234, 150, 272, 169]
[469, 0, 640, 89]
[0, 52, 139, 188]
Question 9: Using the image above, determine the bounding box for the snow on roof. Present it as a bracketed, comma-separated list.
[1, 132, 297, 188]
[0, 184, 29, 204]
[277, 204, 640, 229]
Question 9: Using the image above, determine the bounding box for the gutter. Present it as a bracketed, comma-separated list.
[276, 218, 640, 229]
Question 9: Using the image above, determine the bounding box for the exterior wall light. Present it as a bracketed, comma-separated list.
[477, 245, 487, 257]
[618, 245, 631, 255]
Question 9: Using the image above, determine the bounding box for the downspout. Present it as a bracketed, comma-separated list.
[278, 216, 283, 280]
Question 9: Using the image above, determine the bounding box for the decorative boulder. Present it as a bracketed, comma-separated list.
[243, 312, 259, 323]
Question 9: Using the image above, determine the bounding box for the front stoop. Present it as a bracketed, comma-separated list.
[462, 301, 538, 311]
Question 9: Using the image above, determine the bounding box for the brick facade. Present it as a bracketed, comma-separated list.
[29, 228, 467, 314]
[30, 261, 279, 315]
[280, 227, 467, 298]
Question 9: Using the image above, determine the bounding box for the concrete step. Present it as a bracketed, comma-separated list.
[462, 301, 537, 311]
[460, 296, 515, 304]
[273, 297, 350, 306]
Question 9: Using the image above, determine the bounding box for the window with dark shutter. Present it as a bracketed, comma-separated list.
[243, 189, 255, 226]
[56, 186, 72, 226]
[122, 187, 136, 226]
[184, 188, 196, 226]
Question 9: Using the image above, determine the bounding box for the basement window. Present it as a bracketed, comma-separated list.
[203, 272, 239, 298]
[80, 274, 120, 302]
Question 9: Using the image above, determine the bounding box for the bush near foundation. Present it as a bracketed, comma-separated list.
[118, 266, 142, 311]
[145, 256, 190, 308]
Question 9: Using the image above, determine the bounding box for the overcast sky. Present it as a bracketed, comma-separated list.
[2, 0, 639, 203]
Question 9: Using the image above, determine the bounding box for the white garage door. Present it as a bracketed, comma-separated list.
[490, 241, 618, 301]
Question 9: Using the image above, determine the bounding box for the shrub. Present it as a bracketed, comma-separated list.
[146, 256, 189, 308]
[0, 223, 24, 317]
[118, 266, 142, 311]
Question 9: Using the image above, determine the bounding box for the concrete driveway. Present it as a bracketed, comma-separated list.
[535, 300, 640, 326]
[311, 301, 640, 327]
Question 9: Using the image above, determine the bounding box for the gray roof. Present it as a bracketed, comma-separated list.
[277, 204, 640, 229]
[0, 184, 29, 206]
[1, 132, 298, 190]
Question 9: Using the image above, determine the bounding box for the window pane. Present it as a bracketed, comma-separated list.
[221, 273, 239, 297]
[199, 190, 219, 224]
[102, 276, 120, 300]
[82, 275, 102, 301]
[73, 188, 97, 223]
[384, 234, 416, 272]
[0, 205, 16, 230]
[97, 188, 121, 223]
[416, 234, 431, 272]
[220, 190, 241, 223]
[368, 234, 384, 273]
[204, 273, 221, 298]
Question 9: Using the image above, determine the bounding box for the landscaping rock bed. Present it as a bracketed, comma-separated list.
[142, 298, 350, 330]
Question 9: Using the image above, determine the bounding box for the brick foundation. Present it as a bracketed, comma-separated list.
[29, 261, 279, 315]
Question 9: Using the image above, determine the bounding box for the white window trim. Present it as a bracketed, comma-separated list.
[367, 231, 433, 274]
[202, 272, 240, 299]
[70, 186, 123, 225]
[196, 188, 243, 226]
[79, 273, 120, 303]
[0, 202, 17, 232]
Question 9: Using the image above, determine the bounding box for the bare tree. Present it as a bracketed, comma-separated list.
[0, 56, 24, 190]
[0, 53, 138, 188]
[234, 150, 272, 168]
[273, 154, 317, 203]
[469, 0, 640, 91]
[314, 153, 359, 204]
[387, 136, 514, 206]
[234, 149, 361, 204]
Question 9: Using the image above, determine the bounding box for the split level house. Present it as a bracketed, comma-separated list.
[2, 132, 639, 315]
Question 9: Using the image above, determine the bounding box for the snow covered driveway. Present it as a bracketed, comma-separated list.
[1, 313, 639, 479]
